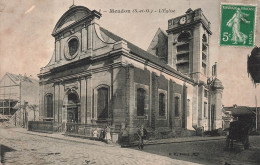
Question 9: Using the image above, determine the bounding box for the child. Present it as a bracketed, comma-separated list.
[93, 128, 98, 138]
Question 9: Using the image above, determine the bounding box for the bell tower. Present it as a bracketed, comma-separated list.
[166, 8, 212, 83]
[167, 8, 214, 129]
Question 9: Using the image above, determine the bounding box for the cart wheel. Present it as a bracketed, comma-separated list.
[226, 138, 230, 148]
[230, 139, 233, 149]
[244, 136, 249, 150]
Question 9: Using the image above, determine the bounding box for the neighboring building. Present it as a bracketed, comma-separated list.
[38, 6, 223, 140]
[223, 105, 259, 132]
[0, 72, 39, 125]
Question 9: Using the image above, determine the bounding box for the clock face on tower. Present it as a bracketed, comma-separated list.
[179, 16, 187, 25]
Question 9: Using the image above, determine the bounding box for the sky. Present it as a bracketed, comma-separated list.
[0, 0, 259, 107]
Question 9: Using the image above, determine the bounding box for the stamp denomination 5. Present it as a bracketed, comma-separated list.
[220, 4, 256, 47]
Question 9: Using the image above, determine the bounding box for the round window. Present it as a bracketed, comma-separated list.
[65, 37, 79, 60]
[68, 38, 78, 56]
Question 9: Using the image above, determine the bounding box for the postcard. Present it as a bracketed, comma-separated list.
[0, 0, 259, 164]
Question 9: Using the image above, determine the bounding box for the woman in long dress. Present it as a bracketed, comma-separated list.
[226, 8, 250, 44]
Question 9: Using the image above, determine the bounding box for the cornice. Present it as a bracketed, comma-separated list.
[124, 52, 194, 85]
[166, 20, 212, 35]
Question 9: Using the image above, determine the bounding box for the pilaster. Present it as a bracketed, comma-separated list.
[54, 83, 59, 123]
[80, 77, 87, 124]
[151, 72, 159, 130]
[58, 83, 64, 123]
[86, 76, 92, 124]
[127, 65, 135, 135]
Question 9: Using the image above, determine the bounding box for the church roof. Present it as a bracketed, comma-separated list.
[223, 106, 256, 117]
[100, 27, 191, 81]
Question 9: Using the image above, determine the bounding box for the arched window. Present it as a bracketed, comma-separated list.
[45, 94, 53, 118]
[176, 32, 191, 74]
[97, 87, 109, 120]
[68, 92, 79, 105]
[177, 32, 191, 42]
[137, 88, 146, 116]
[175, 97, 179, 117]
[159, 93, 166, 116]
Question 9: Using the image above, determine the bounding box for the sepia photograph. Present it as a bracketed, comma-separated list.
[0, 0, 260, 164]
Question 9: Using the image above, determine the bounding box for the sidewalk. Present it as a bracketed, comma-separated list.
[12, 127, 226, 147]
[12, 127, 117, 148]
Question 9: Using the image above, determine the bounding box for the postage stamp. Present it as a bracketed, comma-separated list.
[220, 4, 256, 47]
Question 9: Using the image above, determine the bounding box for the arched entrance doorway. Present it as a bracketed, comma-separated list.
[64, 90, 80, 123]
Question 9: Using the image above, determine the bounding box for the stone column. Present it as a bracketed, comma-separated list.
[127, 65, 135, 135]
[58, 83, 64, 123]
[80, 78, 87, 124]
[198, 85, 204, 127]
[151, 72, 159, 130]
[112, 66, 126, 126]
[169, 80, 175, 129]
[86, 76, 92, 124]
[39, 82, 44, 121]
[192, 24, 202, 83]
[54, 83, 59, 123]
[55, 40, 61, 62]
[192, 85, 199, 128]
[87, 24, 93, 57]
[82, 27, 88, 53]
[182, 84, 187, 129]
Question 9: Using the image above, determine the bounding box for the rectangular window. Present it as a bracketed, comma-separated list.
[137, 88, 146, 116]
[159, 93, 166, 116]
[204, 102, 207, 117]
[97, 87, 109, 120]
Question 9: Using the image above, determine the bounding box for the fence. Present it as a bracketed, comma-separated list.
[66, 123, 109, 135]
[66, 123, 121, 142]
[28, 121, 54, 133]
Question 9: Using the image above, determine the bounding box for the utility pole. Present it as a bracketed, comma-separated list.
[19, 75, 22, 127]
[256, 96, 258, 131]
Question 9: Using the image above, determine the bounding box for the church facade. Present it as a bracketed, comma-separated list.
[38, 5, 223, 140]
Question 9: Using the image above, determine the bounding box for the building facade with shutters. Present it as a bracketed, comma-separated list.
[38, 5, 223, 140]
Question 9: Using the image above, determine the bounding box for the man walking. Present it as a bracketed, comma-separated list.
[137, 125, 147, 150]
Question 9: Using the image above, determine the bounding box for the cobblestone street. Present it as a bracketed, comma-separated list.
[0, 127, 197, 165]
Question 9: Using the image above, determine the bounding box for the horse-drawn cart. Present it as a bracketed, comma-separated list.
[226, 120, 250, 149]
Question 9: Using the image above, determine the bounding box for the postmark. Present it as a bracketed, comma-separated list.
[220, 4, 256, 47]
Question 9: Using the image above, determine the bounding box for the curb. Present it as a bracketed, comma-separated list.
[122, 137, 226, 147]
[14, 128, 226, 148]
[14, 129, 116, 147]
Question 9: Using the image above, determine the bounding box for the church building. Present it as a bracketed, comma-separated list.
[38, 5, 223, 140]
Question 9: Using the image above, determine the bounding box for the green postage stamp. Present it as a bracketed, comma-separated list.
[220, 4, 256, 47]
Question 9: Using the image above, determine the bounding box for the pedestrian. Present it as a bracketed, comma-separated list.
[99, 130, 105, 141]
[120, 125, 129, 144]
[92, 128, 98, 139]
[137, 125, 147, 150]
[105, 125, 112, 144]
